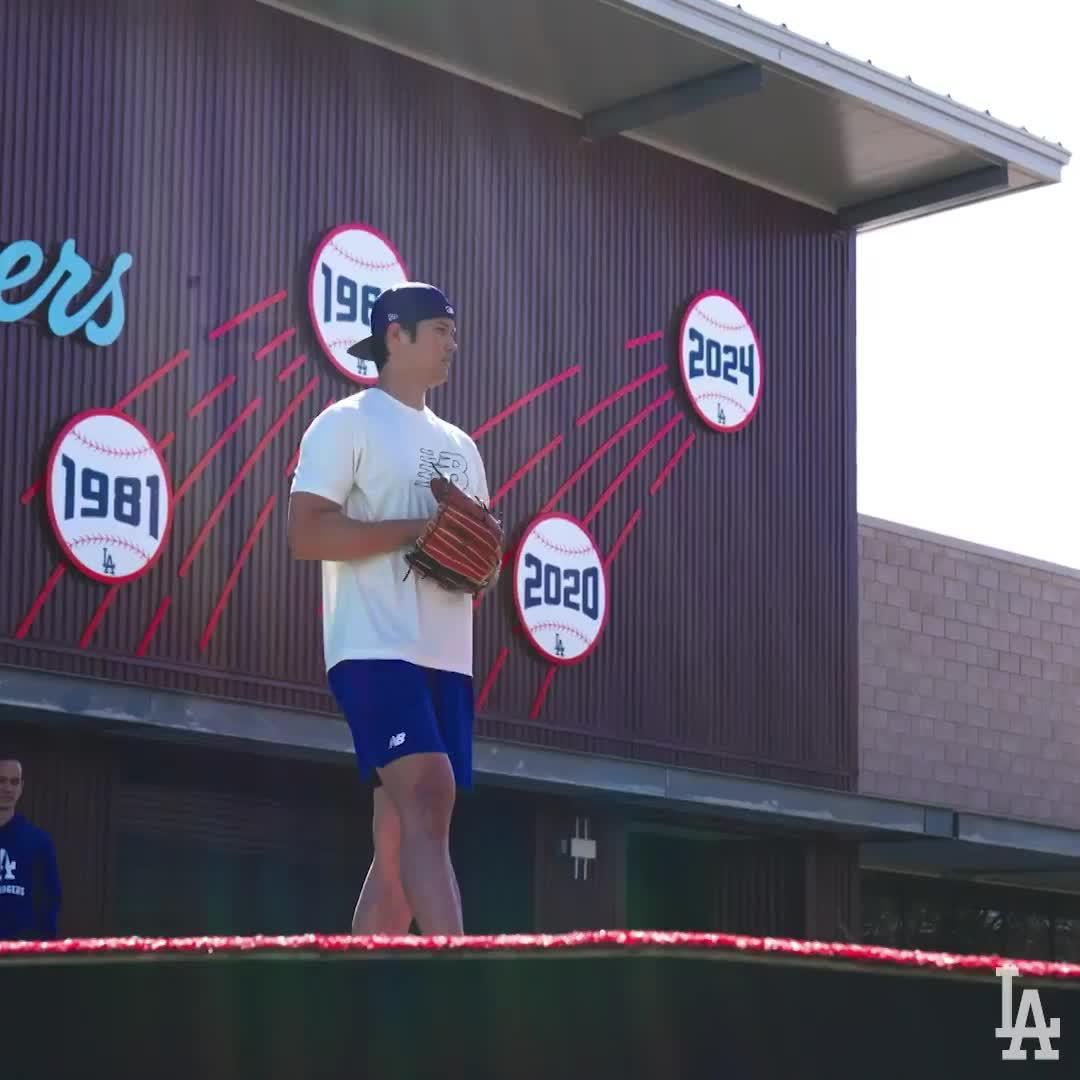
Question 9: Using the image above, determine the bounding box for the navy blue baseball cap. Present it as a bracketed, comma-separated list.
[347, 281, 456, 360]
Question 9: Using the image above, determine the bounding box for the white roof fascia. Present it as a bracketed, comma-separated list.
[606, 0, 1072, 182]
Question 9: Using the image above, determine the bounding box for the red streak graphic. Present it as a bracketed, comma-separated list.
[490, 435, 563, 507]
[471, 366, 580, 440]
[582, 415, 683, 527]
[174, 398, 262, 502]
[199, 495, 277, 651]
[649, 433, 696, 496]
[529, 666, 558, 720]
[113, 348, 191, 410]
[78, 585, 121, 649]
[14, 565, 66, 639]
[135, 596, 172, 657]
[208, 290, 286, 341]
[542, 392, 673, 512]
[576, 364, 665, 427]
[156, 432, 175, 451]
[254, 326, 297, 360]
[625, 330, 663, 349]
[178, 378, 318, 577]
[276, 354, 307, 382]
[188, 375, 237, 418]
[605, 509, 643, 569]
[475, 647, 509, 710]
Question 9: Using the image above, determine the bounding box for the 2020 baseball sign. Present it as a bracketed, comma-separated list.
[514, 513, 609, 665]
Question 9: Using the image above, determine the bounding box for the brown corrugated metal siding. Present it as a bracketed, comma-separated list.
[1, 0, 857, 789]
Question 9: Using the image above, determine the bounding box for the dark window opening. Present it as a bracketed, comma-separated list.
[861, 871, 1077, 963]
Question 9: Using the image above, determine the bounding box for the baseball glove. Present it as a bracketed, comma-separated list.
[404, 469, 503, 595]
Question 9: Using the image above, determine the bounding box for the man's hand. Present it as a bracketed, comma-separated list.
[402, 475, 503, 595]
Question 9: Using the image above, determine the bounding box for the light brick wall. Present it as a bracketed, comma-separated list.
[858, 516, 1080, 829]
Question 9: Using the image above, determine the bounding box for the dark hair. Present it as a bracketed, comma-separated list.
[369, 319, 418, 371]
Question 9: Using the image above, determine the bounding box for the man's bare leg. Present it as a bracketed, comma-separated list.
[450, 863, 462, 927]
[351, 786, 413, 934]
[377, 751, 462, 935]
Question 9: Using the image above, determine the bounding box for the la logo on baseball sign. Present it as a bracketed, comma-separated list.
[679, 290, 764, 433]
[514, 514, 609, 665]
[46, 409, 173, 584]
[308, 223, 408, 385]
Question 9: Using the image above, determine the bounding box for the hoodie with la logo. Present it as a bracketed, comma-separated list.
[0, 814, 61, 940]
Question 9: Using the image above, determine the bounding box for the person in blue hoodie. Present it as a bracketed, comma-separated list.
[0, 753, 61, 940]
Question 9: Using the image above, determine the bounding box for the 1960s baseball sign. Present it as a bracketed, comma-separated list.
[46, 409, 173, 584]
[679, 290, 764, 433]
[514, 513, 609, 664]
[307, 223, 408, 385]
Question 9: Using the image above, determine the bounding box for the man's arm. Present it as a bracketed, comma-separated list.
[287, 493, 428, 562]
[287, 405, 429, 562]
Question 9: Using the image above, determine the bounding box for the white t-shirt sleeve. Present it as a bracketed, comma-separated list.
[469, 437, 491, 504]
[290, 406, 357, 506]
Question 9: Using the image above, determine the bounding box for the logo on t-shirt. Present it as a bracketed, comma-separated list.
[0, 848, 24, 896]
[416, 449, 469, 490]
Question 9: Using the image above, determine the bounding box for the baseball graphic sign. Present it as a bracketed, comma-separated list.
[514, 513, 609, 665]
[46, 409, 173, 584]
[679, 290, 764, 432]
[308, 223, 408, 385]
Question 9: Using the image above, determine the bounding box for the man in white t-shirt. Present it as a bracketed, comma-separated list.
[287, 282, 491, 937]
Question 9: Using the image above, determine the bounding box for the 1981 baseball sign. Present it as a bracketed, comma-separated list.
[46, 409, 173, 584]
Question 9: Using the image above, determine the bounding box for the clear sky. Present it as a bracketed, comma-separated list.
[736, 0, 1077, 568]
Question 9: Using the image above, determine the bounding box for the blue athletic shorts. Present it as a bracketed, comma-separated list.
[327, 659, 474, 789]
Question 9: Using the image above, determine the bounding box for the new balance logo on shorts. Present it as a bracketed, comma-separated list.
[388, 732, 406, 749]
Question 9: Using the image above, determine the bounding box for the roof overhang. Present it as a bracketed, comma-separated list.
[257, 0, 1069, 230]
[862, 824, 1080, 894]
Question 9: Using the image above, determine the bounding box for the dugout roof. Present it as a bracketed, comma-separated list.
[260, 0, 1071, 230]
